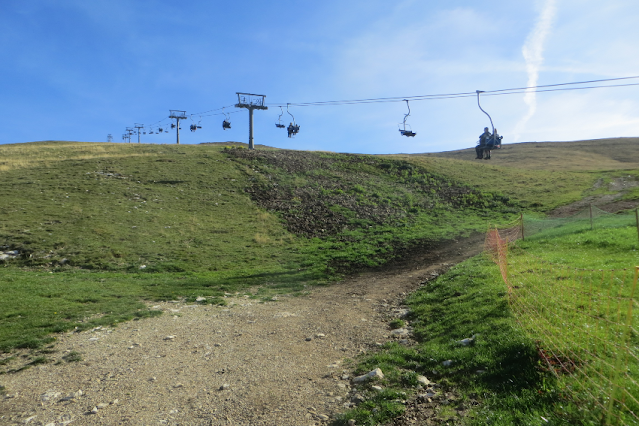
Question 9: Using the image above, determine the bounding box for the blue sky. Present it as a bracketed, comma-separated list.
[1, 0, 638, 154]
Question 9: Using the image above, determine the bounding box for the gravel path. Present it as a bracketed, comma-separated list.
[0, 237, 482, 425]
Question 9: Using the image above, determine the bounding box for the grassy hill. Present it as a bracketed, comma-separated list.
[0, 139, 636, 353]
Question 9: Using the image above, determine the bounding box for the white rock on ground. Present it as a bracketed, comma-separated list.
[352, 368, 384, 383]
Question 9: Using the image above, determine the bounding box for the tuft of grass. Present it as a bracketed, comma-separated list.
[29, 356, 49, 366]
[388, 319, 405, 330]
[62, 351, 82, 363]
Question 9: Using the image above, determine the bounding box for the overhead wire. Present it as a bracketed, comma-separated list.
[268, 75, 639, 107]
[123, 75, 639, 134]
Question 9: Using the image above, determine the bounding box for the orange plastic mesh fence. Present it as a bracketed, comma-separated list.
[485, 224, 639, 425]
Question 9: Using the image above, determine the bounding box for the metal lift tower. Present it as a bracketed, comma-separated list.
[126, 127, 135, 143]
[169, 110, 187, 144]
[235, 93, 268, 150]
[134, 123, 144, 144]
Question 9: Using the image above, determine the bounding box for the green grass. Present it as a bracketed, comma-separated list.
[339, 220, 639, 425]
[398, 155, 598, 211]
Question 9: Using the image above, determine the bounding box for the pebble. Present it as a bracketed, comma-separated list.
[416, 375, 433, 386]
[390, 328, 409, 336]
[442, 360, 453, 367]
[97, 402, 109, 409]
[220, 384, 230, 390]
[40, 391, 61, 402]
[371, 385, 383, 391]
[90, 406, 99, 414]
[164, 335, 176, 340]
[318, 414, 329, 421]
[457, 335, 477, 346]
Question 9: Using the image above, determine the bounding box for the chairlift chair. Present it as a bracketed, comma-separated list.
[275, 106, 286, 128]
[475, 90, 503, 160]
[222, 108, 231, 130]
[398, 100, 416, 137]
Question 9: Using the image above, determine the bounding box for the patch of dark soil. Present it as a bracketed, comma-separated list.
[225, 148, 513, 239]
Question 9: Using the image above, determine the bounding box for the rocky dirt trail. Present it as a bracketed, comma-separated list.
[0, 236, 483, 426]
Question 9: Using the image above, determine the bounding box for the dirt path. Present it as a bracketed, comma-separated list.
[0, 236, 483, 426]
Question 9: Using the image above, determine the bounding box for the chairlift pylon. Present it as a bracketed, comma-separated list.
[399, 100, 416, 137]
[286, 104, 300, 138]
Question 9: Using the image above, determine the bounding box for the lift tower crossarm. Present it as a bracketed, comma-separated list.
[235, 92, 268, 150]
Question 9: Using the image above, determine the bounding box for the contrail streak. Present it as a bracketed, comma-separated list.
[514, 0, 557, 141]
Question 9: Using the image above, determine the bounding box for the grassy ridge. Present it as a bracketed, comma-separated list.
[0, 140, 617, 362]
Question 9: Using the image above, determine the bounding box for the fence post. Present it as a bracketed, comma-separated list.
[635, 208, 639, 244]
[520, 213, 524, 240]
[590, 204, 593, 230]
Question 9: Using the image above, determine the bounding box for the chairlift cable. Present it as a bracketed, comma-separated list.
[267, 76, 639, 107]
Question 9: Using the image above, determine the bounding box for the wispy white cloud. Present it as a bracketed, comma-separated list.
[513, 0, 557, 142]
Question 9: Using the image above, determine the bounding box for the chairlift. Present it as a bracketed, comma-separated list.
[171, 123, 176, 129]
[474, 90, 503, 160]
[158, 127, 163, 133]
[222, 107, 231, 130]
[286, 104, 300, 138]
[275, 106, 286, 128]
[190, 116, 203, 132]
[398, 100, 416, 137]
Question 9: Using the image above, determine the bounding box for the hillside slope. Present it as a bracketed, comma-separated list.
[421, 137, 639, 171]
[0, 142, 515, 274]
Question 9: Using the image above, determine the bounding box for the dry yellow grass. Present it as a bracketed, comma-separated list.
[417, 137, 639, 171]
[0, 141, 156, 172]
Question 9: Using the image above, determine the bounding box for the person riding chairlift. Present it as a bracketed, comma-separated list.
[287, 122, 299, 138]
[476, 128, 502, 160]
[475, 127, 491, 159]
